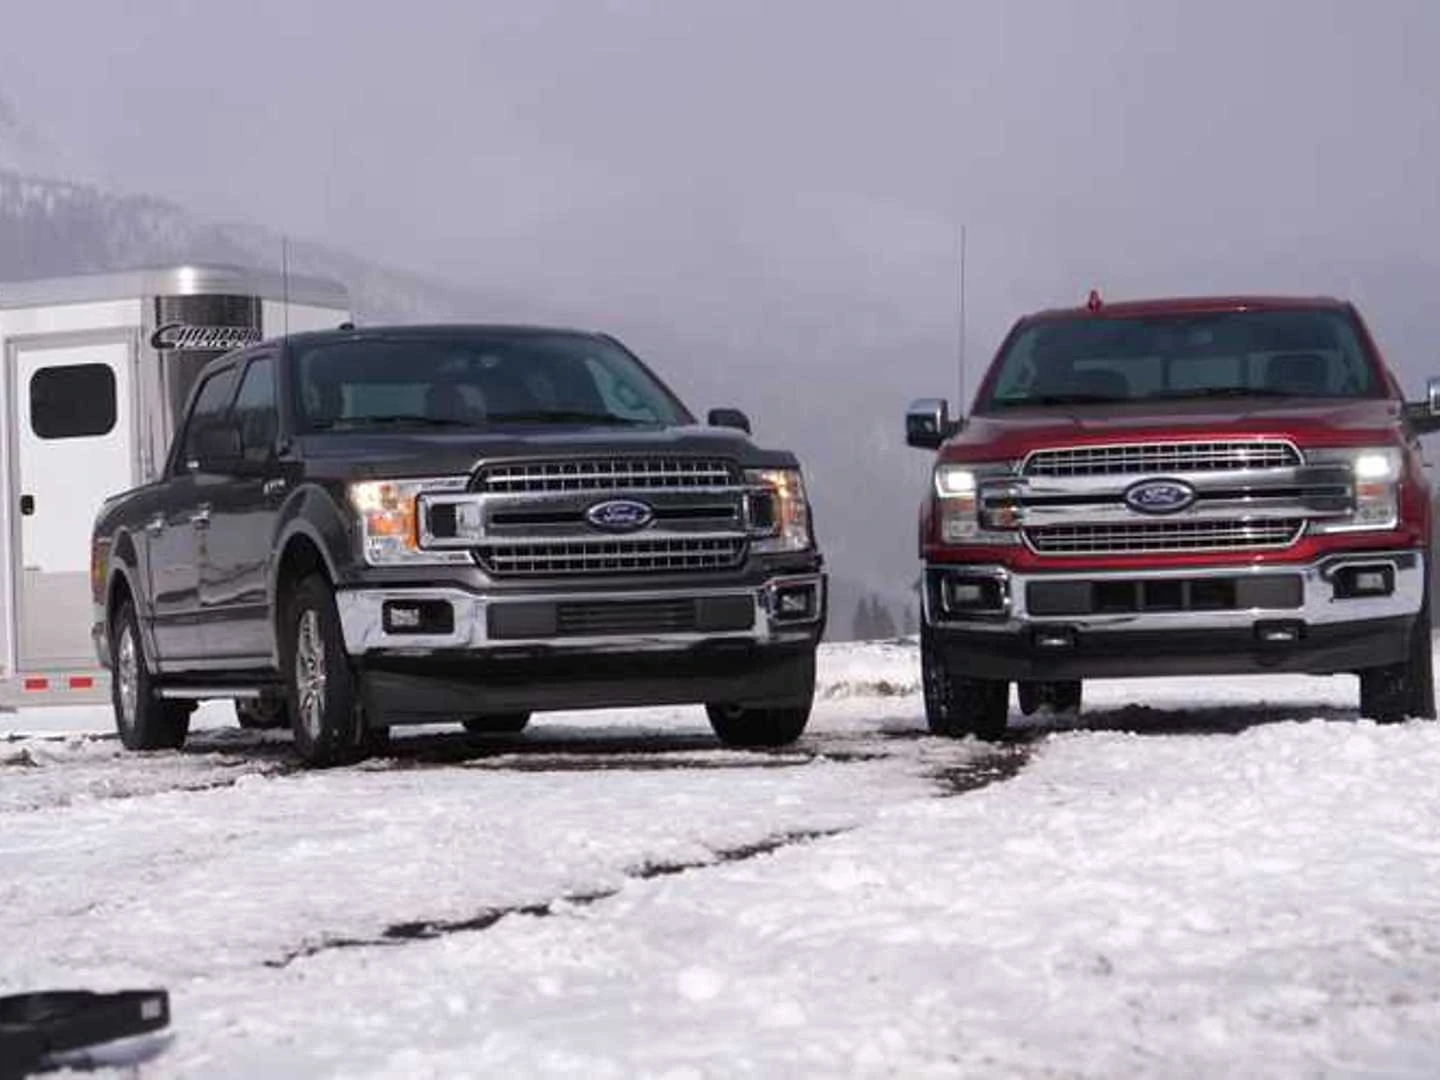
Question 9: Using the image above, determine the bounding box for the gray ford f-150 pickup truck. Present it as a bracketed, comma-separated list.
[90, 324, 826, 766]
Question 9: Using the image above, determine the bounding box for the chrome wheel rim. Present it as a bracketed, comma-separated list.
[116, 622, 139, 730]
[295, 609, 327, 739]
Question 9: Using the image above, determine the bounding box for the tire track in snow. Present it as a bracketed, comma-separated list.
[260, 743, 1038, 969]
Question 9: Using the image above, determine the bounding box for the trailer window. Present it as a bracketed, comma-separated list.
[29, 363, 118, 440]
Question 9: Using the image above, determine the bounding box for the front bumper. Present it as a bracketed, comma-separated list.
[334, 572, 827, 722]
[924, 550, 1424, 679]
[335, 572, 826, 656]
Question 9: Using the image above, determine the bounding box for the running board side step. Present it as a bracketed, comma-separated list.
[155, 686, 273, 700]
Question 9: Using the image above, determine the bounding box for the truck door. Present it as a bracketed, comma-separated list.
[147, 362, 240, 664]
[13, 336, 136, 669]
[198, 352, 286, 662]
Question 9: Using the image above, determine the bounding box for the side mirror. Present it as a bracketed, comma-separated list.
[1403, 376, 1440, 435]
[190, 420, 244, 472]
[707, 407, 752, 435]
[906, 397, 960, 450]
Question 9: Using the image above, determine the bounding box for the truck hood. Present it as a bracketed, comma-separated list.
[943, 397, 1406, 462]
[295, 423, 797, 479]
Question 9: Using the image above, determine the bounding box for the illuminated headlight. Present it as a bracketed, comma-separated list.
[934, 464, 980, 541]
[1308, 447, 1402, 534]
[746, 468, 813, 554]
[348, 478, 470, 565]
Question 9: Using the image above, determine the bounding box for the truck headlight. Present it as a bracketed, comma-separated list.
[1308, 447, 1402, 533]
[934, 465, 980, 542]
[348, 478, 470, 565]
[746, 468, 813, 554]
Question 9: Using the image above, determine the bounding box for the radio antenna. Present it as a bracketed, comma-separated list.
[955, 221, 967, 410]
[281, 233, 291, 337]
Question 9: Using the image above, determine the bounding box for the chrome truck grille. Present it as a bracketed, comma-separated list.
[1022, 440, 1301, 477]
[479, 457, 735, 493]
[1024, 519, 1306, 555]
[455, 457, 750, 577]
[985, 439, 1346, 557]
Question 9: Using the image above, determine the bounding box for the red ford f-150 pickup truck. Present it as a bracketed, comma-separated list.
[906, 293, 1440, 738]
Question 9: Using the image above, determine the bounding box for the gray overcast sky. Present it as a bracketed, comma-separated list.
[6, 0, 1439, 333]
[6, 0, 1440, 603]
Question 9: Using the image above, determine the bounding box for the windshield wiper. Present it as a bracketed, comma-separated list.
[991, 393, 1127, 408]
[313, 414, 476, 430]
[1143, 387, 1307, 401]
[484, 410, 652, 426]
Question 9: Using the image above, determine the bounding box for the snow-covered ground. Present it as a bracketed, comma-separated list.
[6, 640, 1440, 1077]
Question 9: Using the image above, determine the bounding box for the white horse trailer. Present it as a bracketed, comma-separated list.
[0, 264, 350, 709]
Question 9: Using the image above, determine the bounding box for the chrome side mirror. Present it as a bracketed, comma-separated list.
[905, 397, 959, 450]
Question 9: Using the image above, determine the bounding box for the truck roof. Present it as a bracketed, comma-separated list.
[1024, 294, 1353, 322]
[281, 322, 612, 345]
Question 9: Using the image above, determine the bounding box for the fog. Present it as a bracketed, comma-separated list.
[4, 0, 1440, 623]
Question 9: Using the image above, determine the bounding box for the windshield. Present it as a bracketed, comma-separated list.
[977, 308, 1384, 411]
[289, 330, 693, 432]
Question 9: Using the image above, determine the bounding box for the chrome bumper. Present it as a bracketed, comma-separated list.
[335, 574, 826, 655]
[923, 551, 1424, 634]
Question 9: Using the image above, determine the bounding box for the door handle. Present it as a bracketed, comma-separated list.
[192, 505, 211, 529]
[263, 477, 287, 496]
[146, 514, 164, 535]
[19, 494, 34, 516]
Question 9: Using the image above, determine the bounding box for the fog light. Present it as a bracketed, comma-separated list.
[1333, 564, 1395, 600]
[941, 575, 1004, 614]
[776, 586, 815, 620]
[382, 599, 455, 635]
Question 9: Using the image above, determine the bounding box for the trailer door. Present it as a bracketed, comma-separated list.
[13, 335, 135, 668]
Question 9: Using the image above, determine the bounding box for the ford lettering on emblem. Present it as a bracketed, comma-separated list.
[585, 498, 655, 533]
[1124, 478, 1197, 515]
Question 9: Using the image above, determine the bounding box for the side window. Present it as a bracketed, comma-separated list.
[584, 357, 660, 421]
[231, 356, 278, 462]
[30, 363, 118, 439]
[177, 365, 240, 472]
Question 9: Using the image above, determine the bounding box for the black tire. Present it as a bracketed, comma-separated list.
[1018, 680, 1082, 717]
[281, 574, 371, 767]
[109, 598, 190, 751]
[235, 696, 289, 730]
[462, 713, 531, 735]
[1360, 611, 1435, 724]
[705, 651, 815, 748]
[921, 624, 1009, 740]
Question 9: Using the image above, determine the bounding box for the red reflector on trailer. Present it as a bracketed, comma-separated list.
[23, 676, 49, 691]
[69, 675, 96, 690]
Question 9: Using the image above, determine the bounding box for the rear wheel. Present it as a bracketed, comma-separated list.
[462, 713, 531, 735]
[921, 624, 1009, 740]
[109, 598, 190, 751]
[282, 574, 371, 767]
[1360, 611, 1435, 724]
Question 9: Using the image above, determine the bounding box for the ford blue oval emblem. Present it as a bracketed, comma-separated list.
[1124, 478, 1197, 515]
[585, 498, 655, 533]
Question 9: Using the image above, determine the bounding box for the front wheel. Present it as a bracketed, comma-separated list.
[705, 652, 814, 748]
[1359, 613, 1435, 724]
[282, 574, 371, 767]
[921, 625, 1009, 740]
[109, 598, 191, 751]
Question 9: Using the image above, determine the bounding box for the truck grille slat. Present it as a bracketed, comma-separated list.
[479, 537, 747, 576]
[1023, 440, 1300, 477]
[1024, 519, 1304, 555]
[481, 457, 737, 493]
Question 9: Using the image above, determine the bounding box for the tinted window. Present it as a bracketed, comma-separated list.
[29, 364, 117, 440]
[290, 331, 691, 431]
[231, 356, 278, 462]
[178, 365, 240, 468]
[981, 309, 1381, 410]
